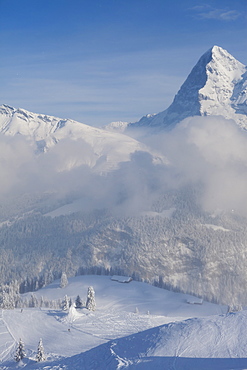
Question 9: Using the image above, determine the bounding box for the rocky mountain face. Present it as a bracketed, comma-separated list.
[128, 46, 247, 131]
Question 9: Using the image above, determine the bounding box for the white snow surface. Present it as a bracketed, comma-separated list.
[1, 275, 243, 370]
[129, 45, 247, 131]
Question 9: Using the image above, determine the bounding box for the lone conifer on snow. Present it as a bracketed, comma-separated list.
[62, 295, 70, 311]
[14, 338, 25, 362]
[75, 295, 83, 308]
[36, 338, 45, 362]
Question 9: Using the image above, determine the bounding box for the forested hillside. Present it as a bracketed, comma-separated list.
[0, 186, 246, 308]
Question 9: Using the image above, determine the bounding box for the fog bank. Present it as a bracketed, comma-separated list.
[1, 115, 247, 217]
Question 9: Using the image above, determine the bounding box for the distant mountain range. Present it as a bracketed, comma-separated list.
[126, 45, 247, 132]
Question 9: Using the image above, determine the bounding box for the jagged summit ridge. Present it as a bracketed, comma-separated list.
[128, 46, 247, 131]
[0, 104, 70, 141]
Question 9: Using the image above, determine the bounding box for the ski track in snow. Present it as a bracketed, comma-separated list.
[110, 342, 132, 369]
[0, 310, 16, 363]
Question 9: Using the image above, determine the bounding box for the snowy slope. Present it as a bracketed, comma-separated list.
[128, 46, 247, 131]
[64, 311, 247, 370]
[0, 105, 148, 172]
[0, 275, 228, 369]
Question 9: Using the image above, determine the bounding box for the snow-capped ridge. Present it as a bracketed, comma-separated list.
[0, 104, 165, 173]
[76, 310, 247, 369]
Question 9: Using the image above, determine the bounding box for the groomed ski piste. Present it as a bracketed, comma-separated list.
[1, 275, 247, 370]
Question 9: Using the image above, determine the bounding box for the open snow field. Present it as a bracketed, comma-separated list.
[2, 275, 246, 370]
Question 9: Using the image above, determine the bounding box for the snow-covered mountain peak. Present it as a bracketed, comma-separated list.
[128, 46, 247, 132]
[210, 44, 238, 60]
[209, 45, 244, 72]
[198, 46, 246, 119]
[201, 46, 245, 86]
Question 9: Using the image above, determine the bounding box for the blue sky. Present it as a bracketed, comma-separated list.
[0, 0, 246, 126]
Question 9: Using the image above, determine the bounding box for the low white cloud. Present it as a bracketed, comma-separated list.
[149, 116, 247, 215]
[0, 133, 163, 215]
[1, 115, 247, 217]
[0, 135, 36, 198]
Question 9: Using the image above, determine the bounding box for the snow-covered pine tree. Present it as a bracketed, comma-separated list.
[69, 297, 73, 307]
[60, 272, 68, 288]
[14, 338, 25, 362]
[36, 338, 45, 362]
[62, 295, 70, 311]
[29, 293, 38, 308]
[86, 286, 96, 311]
[8, 280, 20, 308]
[75, 295, 83, 308]
[40, 296, 44, 307]
[1, 290, 15, 309]
[44, 271, 54, 286]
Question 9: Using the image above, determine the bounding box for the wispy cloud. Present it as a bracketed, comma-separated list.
[191, 5, 241, 21]
[0, 48, 186, 126]
[200, 9, 240, 21]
